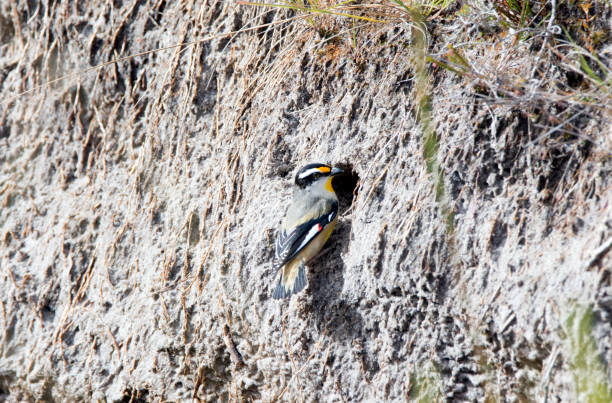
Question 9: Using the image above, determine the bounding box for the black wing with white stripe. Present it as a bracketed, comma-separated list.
[274, 201, 337, 269]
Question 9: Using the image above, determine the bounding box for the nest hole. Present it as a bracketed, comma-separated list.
[333, 162, 360, 214]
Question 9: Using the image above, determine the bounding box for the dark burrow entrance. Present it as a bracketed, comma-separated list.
[333, 162, 360, 215]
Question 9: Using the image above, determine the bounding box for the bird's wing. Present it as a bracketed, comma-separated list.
[274, 200, 338, 269]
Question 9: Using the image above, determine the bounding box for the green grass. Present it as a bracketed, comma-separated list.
[408, 362, 444, 402]
[238, 1, 386, 23]
[564, 305, 612, 403]
[564, 27, 611, 87]
[390, 1, 455, 233]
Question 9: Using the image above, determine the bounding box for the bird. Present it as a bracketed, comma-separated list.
[272, 163, 344, 299]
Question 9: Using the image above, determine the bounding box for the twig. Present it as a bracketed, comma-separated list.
[193, 364, 206, 402]
[539, 345, 559, 403]
[584, 237, 612, 270]
[75, 248, 97, 303]
[223, 324, 245, 369]
[276, 331, 328, 399]
[530, 0, 558, 79]
[335, 378, 347, 403]
[282, 320, 304, 403]
[91, 310, 122, 362]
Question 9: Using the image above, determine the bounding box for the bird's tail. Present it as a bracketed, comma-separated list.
[272, 263, 307, 299]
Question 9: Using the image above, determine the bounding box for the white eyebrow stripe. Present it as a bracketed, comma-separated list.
[298, 168, 324, 179]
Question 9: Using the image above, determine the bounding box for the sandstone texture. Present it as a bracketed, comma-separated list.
[0, 1, 611, 401]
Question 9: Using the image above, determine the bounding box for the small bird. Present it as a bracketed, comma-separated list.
[272, 163, 344, 299]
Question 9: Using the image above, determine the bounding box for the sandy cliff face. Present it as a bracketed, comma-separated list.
[0, 1, 611, 401]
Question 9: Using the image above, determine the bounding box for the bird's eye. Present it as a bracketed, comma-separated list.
[314, 173, 320, 179]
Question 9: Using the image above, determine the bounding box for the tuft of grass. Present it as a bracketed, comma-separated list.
[496, 0, 534, 29]
[564, 28, 611, 88]
[407, 362, 444, 402]
[564, 304, 612, 403]
[238, 1, 388, 23]
[399, 2, 454, 232]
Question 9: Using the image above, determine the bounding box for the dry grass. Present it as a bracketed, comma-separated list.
[7, 1, 608, 140]
[0, 0, 610, 401]
[237, 1, 611, 145]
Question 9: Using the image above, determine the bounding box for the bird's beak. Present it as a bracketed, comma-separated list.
[330, 167, 344, 176]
